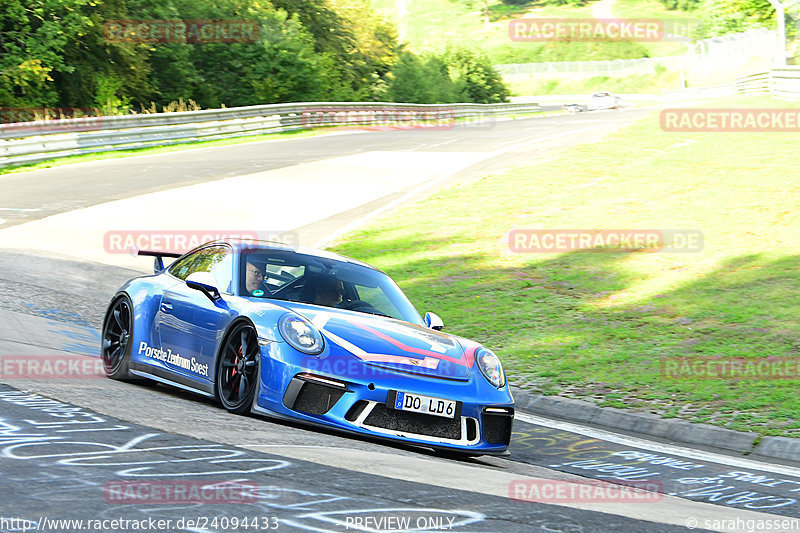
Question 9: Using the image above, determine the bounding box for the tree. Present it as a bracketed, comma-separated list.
[0, 0, 88, 107]
[387, 52, 463, 103]
[444, 46, 510, 103]
[0, 0, 153, 111]
[329, 0, 403, 100]
[698, 0, 775, 37]
[0, 0, 415, 110]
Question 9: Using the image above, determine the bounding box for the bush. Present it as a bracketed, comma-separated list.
[444, 46, 510, 103]
[387, 47, 510, 104]
[386, 53, 463, 103]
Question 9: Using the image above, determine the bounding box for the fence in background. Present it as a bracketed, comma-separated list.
[736, 72, 770, 94]
[736, 67, 800, 98]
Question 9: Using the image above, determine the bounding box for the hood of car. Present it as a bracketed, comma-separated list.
[282, 303, 474, 379]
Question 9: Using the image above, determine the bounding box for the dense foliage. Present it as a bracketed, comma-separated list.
[653, 0, 777, 38]
[386, 47, 510, 104]
[696, 0, 776, 37]
[0, 0, 509, 112]
[500, 0, 587, 6]
[656, 0, 701, 10]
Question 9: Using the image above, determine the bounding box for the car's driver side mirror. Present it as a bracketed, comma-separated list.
[186, 272, 221, 301]
[424, 312, 444, 331]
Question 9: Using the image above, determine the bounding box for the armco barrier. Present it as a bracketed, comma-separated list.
[735, 71, 770, 94]
[736, 67, 800, 99]
[769, 67, 800, 99]
[0, 102, 541, 168]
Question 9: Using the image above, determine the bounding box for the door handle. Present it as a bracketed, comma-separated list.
[161, 302, 173, 312]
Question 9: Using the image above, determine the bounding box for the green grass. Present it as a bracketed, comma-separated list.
[330, 94, 800, 437]
[371, 0, 693, 64]
[505, 49, 771, 96]
[611, 0, 699, 57]
[505, 67, 682, 96]
[371, 0, 706, 95]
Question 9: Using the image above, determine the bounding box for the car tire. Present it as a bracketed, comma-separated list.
[216, 321, 260, 415]
[101, 294, 135, 380]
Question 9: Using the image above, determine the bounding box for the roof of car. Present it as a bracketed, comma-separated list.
[214, 239, 382, 272]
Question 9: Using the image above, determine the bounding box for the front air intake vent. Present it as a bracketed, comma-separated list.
[483, 408, 514, 445]
[345, 400, 369, 422]
[363, 404, 461, 440]
[283, 376, 346, 415]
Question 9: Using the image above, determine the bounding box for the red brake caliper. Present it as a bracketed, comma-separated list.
[232, 346, 242, 393]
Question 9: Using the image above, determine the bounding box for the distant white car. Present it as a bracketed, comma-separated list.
[562, 103, 587, 113]
[588, 91, 619, 111]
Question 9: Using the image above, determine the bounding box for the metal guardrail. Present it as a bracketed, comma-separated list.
[735, 67, 800, 98]
[0, 102, 542, 169]
[769, 67, 800, 99]
[736, 72, 770, 94]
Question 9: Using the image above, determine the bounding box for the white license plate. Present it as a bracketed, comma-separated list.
[392, 391, 457, 419]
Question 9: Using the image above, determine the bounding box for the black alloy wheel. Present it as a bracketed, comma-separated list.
[101, 295, 133, 379]
[217, 322, 259, 414]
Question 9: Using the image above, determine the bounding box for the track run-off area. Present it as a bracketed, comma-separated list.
[2, 108, 800, 532]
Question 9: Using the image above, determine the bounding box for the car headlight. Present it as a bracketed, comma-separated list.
[278, 314, 324, 355]
[476, 347, 506, 388]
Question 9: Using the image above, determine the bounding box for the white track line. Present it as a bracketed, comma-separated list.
[515, 412, 800, 477]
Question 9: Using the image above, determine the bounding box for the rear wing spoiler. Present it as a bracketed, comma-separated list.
[137, 250, 182, 273]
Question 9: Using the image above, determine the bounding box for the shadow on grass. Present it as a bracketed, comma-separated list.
[336, 233, 800, 435]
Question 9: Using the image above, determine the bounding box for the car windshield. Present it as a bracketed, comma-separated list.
[240, 249, 423, 326]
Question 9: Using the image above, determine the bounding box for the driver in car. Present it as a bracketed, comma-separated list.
[313, 275, 344, 307]
[244, 259, 267, 296]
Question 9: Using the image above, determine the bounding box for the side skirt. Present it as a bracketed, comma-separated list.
[130, 363, 215, 397]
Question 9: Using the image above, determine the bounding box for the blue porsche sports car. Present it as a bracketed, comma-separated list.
[101, 240, 514, 455]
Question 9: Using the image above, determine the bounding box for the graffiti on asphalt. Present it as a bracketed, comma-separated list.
[0, 390, 489, 532]
[512, 426, 797, 510]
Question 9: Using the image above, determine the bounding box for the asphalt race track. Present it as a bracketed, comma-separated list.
[3, 111, 800, 532]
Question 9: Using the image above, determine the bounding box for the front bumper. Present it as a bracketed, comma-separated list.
[253, 343, 515, 453]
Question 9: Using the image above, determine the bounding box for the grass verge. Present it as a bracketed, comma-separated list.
[371, 0, 690, 64]
[506, 68, 682, 96]
[330, 94, 800, 437]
